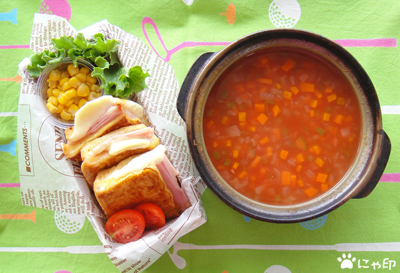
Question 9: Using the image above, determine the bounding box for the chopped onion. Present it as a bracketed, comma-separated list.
[341, 127, 351, 138]
[225, 125, 241, 137]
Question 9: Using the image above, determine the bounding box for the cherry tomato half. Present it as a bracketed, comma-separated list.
[134, 203, 166, 229]
[105, 209, 145, 244]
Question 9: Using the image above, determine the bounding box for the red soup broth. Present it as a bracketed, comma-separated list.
[202, 48, 362, 205]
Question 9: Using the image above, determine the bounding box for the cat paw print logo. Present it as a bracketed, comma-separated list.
[338, 253, 356, 269]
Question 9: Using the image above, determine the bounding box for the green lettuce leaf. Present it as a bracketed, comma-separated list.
[26, 33, 149, 98]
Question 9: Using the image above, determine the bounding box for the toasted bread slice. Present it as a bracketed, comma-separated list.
[81, 124, 160, 188]
[93, 156, 180, 219]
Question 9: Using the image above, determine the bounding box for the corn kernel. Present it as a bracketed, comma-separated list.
[57, 92, 68, 105]
[60, 109, 72, 120]
[67, 64, 79, 76]
[47, 88, 53, 97]
[49, 69, 60, 81]
[80, 66, 90, 74]
[90, 84, 101, 92]
[69, 77, 82, 89]
[52, 89, 60, 97]
[78, 98, 88, 108]
[77, 83, 90, 97]
[88, 91, 101, 100]
[59, 77, 69, 86]
[65, 100, 73, 107]
[60, 71, 70, 80]
[48, 80, 58, 89]
[47, 96, 59, 106]
[46, 102, 58, 113]
[75, 72, 87, 82]
[86, 74, 97, 84]
[56, 104, 64, 114]
[62, 81, 72, 91]
[68, 104, 80, 116]
[65, 88, 77, 100]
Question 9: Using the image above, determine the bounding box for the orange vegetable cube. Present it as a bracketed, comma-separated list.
[275, 83, 281, 89]
[256, 78, 273, 85]
[233, 150, 239, 158]
[327, 94, 337, 102]
[213, 141, 218, 148]
[272, 104, 280, 117]
[267, 146, 273, 157]
[257, 113, 268, 125]
[297, 179, 304, 187]
[255, 103, 265, 112]
[232, 162, 239, 170]
[207, 120, 214, 129]
[226, 140, 232, 147]
[235, 84, 245, 92]
[300, 82, 314, 92]
[323, 113, 331, 121]
[310, 100, 318, 108]
[238, 112, 246, 122]
[221, 116, 229, 124]
[305, 187, 319, 197]
[260, 136, 269, 144]
[316, 173, 328, 183]
[282, 171, 291, 185]
[315, 157, 324, 167]
[280, 149, 288, 160]
[321, 184, 329, 192]
[312, 145, 322, 155]
[248, 126, 256, 132]
[283, 90, 292, 99]
[251, 156, 261, 168]
[281, 58, 296, 72]
[291, 174, 297, 185]
[334, 114, 345, 124]
[325, 86, 333, 93]
[296, 153, 305, 163]
[296, 165, 302, 172]
[239, 171, 248, 179]
[315, 90, 323, 98]
[337, 97, 345, 105]
[290, 86, 300, 95]
[310, 110, 315, 117]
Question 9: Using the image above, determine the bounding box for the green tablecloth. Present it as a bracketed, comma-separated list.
[1, 0, 400, 272]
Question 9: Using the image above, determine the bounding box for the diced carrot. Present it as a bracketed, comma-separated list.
[297, 179, 304, 187]
[239, 121, 246, 126]
[304, 187, 319, 197]
[258, 56, 269, 65]
[275, 83, 281, 89]
[257, 113, 268, 125]
[226, 140, 232, 147]
[260, 136, 269, 144]
[238, 112, 246, 122]
[239, 171, 248, 179]
[315, 90, 323, 98]
[296, 165, 302, 172]
[316, 173, 328, 183]
[283, 90, 292, 99]
[290, 86, 300, 94]
[323, 113, 331, 121]
[312, 145, 321, 155]
[245, 82, 257, 89]
[334, 114, 345, 124]
[327, 94, 337, 102]
[321, 184, 329, 192]
[232, 162, 239, 169]
[207, 120, 214, 129]
[291, 174, 297, 186]
[280, 149, 288, 160]
[315, 157, 324, 167]
[248, 126, 256, 132]
[272, 104, 280, 117]
[260, 168, 267, 176]
[282, 171, 291, 185]
[337, 97, 345, 105]
[213, 141, 218, 148]
[325, 86, 333, 93]
[235, 84, 245, 92]
[233, 150, 239, 158]
[281, 58, 296, 72]
[256, 78, 273, 84]
[251, 156, 261, 168]
[221, 116, 229, 124]
[295, 136, 307, 151]
[273, 128, 281, 140]
[300, 82, 314, 92]
[296, 153, 305, 163]
[310, 110, 315, 117]
[255, 103, 265, 112]
[310, 100, 318, 108]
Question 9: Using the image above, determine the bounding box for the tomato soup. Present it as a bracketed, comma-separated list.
[203, 48, 362, 205]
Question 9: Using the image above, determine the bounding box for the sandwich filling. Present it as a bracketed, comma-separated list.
[91, 127, 155, 156]
[107, 145, 190, 212]
[68, 95, 148, 143]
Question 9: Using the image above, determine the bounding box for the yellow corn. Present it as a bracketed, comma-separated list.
[52, 89, 60, 97]
[69, 77, 82, 89]
[65, 88, 77, 100]
[46, 102, 58, 113]
[78, 98, 88, 108]
[80, 66, 90, 74]
[60, 109, 72, 120]
[86, 74, 97, 84]
[57, 92, 68, 105]
[75, 72, 87, 82]
[46, 88, 53, 97]
[59, 77, 69, 86]
[65, 100, 73, 107]
[47, 96, 59, 106]
[88, 91, 101, 100]
[56, 104, 64, 114]
[48, 80, 57, 89]
[62, 81, 72, 91]
[49, 69, 60, 81]
[60, 71, 70, 80]
[77, 83, 90, 97]
[90, 84, 101, 92]
[67, 64, 79, 76]
[68, 104, 80, 116]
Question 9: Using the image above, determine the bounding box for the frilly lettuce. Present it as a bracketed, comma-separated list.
[27, 33, 150, 99]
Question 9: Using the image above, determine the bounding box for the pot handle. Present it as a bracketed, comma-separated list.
[353, 129, 391, 199]
[177, 52, 214, 121]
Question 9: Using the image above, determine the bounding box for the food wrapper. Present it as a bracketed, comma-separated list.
[17, 13, 207, 272]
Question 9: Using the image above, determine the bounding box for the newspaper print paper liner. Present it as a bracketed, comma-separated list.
[17, 14, 207, 272]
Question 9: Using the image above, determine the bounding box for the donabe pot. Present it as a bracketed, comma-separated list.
[177, 29, 391, 223]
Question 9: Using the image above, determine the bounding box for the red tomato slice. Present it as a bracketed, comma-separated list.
[134, 203, 166, 229]
[105, 209, 145, 244]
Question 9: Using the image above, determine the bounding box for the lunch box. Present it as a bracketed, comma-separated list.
[176, 29, 391, 223]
